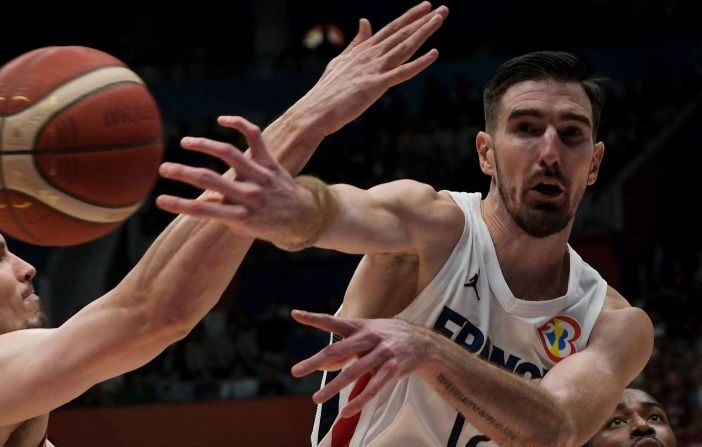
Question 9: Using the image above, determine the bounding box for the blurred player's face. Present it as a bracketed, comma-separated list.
[588, 389, 677, 447]
[487, 80, 604, 237]
[0, 235, 46, 334]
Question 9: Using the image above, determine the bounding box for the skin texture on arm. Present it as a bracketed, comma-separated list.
[340, 253, 420, 319]
[290, 288, 653, 447]
[0, 2, 449, 426]
[158, 124, 464, 263]
[318, 181, 462, 255]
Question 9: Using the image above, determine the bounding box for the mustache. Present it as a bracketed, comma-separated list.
[21, 281, 36, 299]
[525, 166, 568, 188]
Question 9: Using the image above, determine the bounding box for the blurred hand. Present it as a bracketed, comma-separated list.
[290, 309, 433, 417]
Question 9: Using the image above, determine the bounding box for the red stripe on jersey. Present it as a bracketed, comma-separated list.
[331, 372, 373, 447]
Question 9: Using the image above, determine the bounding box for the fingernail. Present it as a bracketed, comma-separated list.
[181, 137, 194, 145]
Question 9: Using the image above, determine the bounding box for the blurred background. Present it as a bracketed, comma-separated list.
[2, 0, 701, 445]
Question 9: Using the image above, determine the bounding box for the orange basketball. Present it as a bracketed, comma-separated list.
[0, 46, 163, 246]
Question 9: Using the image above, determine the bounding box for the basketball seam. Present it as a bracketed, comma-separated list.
[0, 78, 145, 118]
[0, 187, 144, 210]
[0, 47, 56, 243]
[0, 138, 164, 155]
[0, 49, 152, 245]
[25, 80, 160, 207]
[0, 47, 129, 117]
[0, 191, 123, 245]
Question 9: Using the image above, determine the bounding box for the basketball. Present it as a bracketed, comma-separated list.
[0, 46, 163, 246]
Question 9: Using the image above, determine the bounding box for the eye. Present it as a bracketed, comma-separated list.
[608, 418, 626, 429]
[649, 414, 664, 423]
[517, 122, 536, 134]
[560, 126, 583, 139]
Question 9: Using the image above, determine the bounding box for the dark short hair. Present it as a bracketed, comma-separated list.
[483, 51, 606, 139]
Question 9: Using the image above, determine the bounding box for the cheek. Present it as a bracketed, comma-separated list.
[658, 428, 676, 444]
[594, 431, 623, 447]
[495, 158, 522, 189]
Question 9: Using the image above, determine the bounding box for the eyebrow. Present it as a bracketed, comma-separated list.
[616, 401, 665, 411]
[507, 108, 592, 128]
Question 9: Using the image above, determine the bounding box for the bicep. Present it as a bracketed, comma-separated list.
[0, 296, 164, 425]
[0, 327, 77, 424]
[318, 180, 451, 255]
[539, 348, 624, 442]
[341, 253, 419, 318]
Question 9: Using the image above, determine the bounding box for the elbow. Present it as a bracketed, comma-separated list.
[152, 302, 193, 342]
[132, 293, 192, 344]
[548, 413, 577, 447]
[157, 308, 192, 342]
[521, 412, 576, 447]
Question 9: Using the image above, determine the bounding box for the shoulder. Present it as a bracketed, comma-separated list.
[602, 285, 632, 310]
[368, 180, 448, 204]
[588, 287, 653, 371]
[595, 286, 652, 339]
[368, 180, 464, 226]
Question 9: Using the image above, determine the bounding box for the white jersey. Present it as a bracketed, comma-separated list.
[312, 192, 607, 447]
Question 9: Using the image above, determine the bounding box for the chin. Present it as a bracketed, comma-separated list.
[26, 311, 49, 329]
[513, 207, 572, 238]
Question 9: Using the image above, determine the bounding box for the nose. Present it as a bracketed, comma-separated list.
[630, 415, 656, 438]
[12, 254, 36, 282]
[538, 126, 562, 168]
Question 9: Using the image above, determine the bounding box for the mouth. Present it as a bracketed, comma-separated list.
[21, 287, 36, 300]
[631, 438, 664, 447]
[528, 182, 565, 201]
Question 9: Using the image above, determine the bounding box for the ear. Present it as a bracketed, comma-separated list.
[587, 141, 605, 185]
[476, 131, 495, 176]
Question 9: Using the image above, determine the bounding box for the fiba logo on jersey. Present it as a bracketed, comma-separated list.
[537, 315, 582, 363]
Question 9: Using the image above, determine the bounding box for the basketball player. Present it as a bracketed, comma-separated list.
[0, 3, 447, 446]
[157, 51, 654, 446]
[585, 388, 677, 447]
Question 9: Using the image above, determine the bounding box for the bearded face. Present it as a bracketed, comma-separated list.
[0, 236, 47, 335]
[484, 80, 604, 238]
[494, 151, 581, 238]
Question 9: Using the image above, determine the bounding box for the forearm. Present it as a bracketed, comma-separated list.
[118, 107, 326, 340]
[260, 99, 326, 175]
[417, 327, 576, 447]
[275, 180, 450, 255]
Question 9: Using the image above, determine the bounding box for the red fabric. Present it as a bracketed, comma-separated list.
[331, 372, 373, 447]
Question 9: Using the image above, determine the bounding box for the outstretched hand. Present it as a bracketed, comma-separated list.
[156, 116, 318, 246]
[297, 1, 449, 137]
[290, 309, 434, 417]
[155, 2, 449, 234]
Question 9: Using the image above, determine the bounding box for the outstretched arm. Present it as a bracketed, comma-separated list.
[0, 2, 448, 425]
[290, 303, 653, 447]
[158, 123, 461, 251]
[157, 118, 464, 257]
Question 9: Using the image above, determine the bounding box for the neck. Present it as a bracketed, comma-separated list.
[481, 191, 571, 301]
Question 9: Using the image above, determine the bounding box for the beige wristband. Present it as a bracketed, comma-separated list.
[274, 175, 337, 252]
